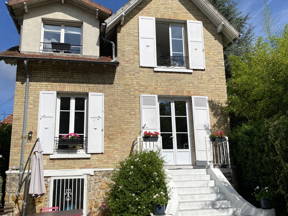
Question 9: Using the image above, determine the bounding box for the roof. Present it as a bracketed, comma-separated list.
[0, 48, 118, 65]
[8, 0, 112, 15]
[1, 115, 13, 125]
[105, 0, 239, 42]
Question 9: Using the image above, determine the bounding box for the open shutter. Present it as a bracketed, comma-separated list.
[192, 96, 212, 165]
[38, 91, 57, 154]
[139, 16, 157, 67]
[140, 95, 160, 133]
[88, 93, 104, 154]
[187, 21, 205, 70]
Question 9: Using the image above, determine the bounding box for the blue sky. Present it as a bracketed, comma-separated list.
[0, 0, 287, 120]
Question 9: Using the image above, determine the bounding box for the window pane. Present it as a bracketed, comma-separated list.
[160, 117, 172, 132]
[162, 133, 173, 149]
[171, 54, 185, 67]
[64, 33, 81, 46]
[65, 26, 81, 34]
[159, 101, 171, 116]
[74, 112, 84, 134]
[177, 134, 189, 149]
[176, 117, 188, 132]
[43, 31, 61, 51]
[156, 22, 170, 66]
[60, 97, 70, 110]
[171, 25, 183, 39]
[75, 98, 85, 111]
[175, 101, 187, 116]
[172, 39, 184, 53]
[59, 112, 70, 134]
[44, 25, 61, 31]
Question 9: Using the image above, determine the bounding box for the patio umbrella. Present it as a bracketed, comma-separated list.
[29, 140, 46, 196]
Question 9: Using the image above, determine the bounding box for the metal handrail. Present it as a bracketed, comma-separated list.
[40, 42, 82, 54]
[212, 136, 231, 168]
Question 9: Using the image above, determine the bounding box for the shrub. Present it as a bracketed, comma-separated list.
[107, 151, 169, 216]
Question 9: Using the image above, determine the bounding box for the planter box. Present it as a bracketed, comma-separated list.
[143, 136, 159, 142]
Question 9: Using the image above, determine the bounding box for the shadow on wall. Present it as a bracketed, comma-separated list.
[209, 100, 229, 132]
[16, 61, 117, 85]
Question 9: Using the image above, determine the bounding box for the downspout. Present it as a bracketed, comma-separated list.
[19, 59, 30, 216]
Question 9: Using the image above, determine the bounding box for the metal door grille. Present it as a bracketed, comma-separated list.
[52, 178, 84, 211]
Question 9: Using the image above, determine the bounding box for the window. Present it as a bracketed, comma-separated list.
[51, 177, 85, 212]
[56, 95, 87, 152]
[156, 22, 186, 67]
[42, 24, 82, 54]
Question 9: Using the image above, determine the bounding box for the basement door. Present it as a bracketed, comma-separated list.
[159, 98, 192, 165]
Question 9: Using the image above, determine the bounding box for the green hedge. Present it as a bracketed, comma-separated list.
[107, 151, 169, 216]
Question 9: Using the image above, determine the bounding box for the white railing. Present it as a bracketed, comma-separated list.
[135, 136, 162, 153]
[212, 137, 231, 168]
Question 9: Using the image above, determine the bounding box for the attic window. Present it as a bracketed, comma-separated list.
[156, 22, 187, 68]
[42, 24, 82, 54]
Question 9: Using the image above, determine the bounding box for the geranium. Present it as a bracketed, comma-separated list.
[210, 130, 226, 142]
[62, 133, 80, 139]
[143, 131, 160, 138]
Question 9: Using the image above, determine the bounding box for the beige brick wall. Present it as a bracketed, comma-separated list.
[9, 0, 228, 170]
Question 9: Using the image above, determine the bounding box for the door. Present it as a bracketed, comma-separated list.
[159, 98, 192, 165]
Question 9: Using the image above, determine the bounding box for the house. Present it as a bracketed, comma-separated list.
[0, 0, 275, 215]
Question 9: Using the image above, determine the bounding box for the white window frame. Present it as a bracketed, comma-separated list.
[55, 94, 88, 154]
[155, 22, 192, 73]
[49, 175, 88, 215]
[40, 24, 82, 54]
[159, 97, 192, 152]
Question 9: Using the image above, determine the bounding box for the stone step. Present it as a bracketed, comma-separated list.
[174, 180, 215, 188]
[177, 186, 219, 195]
[171, 174, 210, 181]
[178, 208, 235, 216]
[179, 193, 224, 202]
[167, 169, 207, 175]
[179, 200, 232, 210]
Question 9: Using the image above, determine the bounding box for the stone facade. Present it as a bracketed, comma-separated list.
[5, 0, 229, 213]
[5, 170, 113, 215]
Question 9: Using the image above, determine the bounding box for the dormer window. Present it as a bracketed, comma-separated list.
[42, 24, 82, 54]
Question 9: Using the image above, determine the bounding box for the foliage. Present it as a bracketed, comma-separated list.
[209, 0, 254, 77]
[107, 151, 169, 216]
[0, 123, 12, 207]
[253, 186, 273, 201]
[228, 26, 288, 215]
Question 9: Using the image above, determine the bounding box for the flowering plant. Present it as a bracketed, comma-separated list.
[143, 131, 160, 138]
[210, 130, 226, 142]
[62, 133, 80, 140]
[253, 186, 272, 201]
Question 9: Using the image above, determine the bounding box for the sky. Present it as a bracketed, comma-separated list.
[0, 0, 288, 120]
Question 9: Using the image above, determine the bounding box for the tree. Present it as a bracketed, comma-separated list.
[228, 26, 288, 215]
[0, 123, 12, 207]
[209, 0, 254, 77]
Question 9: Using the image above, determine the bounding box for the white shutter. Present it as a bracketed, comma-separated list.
[88, 93, 104, 154]
[187, 21, 205, 70]
[140, 95, 160, 133]
[139, 16, 157, 67]
[38, 91, 57, 154]
[192, 96, 212, 165]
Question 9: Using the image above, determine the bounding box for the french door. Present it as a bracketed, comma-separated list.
[159, 98, 192, 165]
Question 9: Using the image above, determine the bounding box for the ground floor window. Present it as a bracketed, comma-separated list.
[51, 177, 85, 212]
[55, 95, 87, 152]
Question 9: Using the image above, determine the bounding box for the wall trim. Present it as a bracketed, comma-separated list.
[6, 168, 115, 176]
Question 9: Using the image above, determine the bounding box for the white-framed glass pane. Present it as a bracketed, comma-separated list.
[176, 117, 188, 132]
[43, 31, 61, 52]
[177, 133, 189, 149]
[171, 25, 183, 39]
[162, 133, 173, 149]
[65, 26, 81, 34]
[44, 24, 61, 32]
[172, 39, 184, 53]
[175, 101, 187, 116]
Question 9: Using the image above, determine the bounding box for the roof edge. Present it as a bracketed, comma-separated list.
[105, 0, 240, 42]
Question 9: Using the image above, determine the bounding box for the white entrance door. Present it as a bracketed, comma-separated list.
[159, 98, 192, 165]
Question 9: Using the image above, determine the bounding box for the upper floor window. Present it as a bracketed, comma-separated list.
[42, 24, 82, 54]
[156, 22, 187, 67]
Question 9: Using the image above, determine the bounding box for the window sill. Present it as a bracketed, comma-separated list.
[50, 153, 91, 159]
[154, 67, 193, 73]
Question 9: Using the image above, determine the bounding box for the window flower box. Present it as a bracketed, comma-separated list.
[143, 131, 160, 142]
[57, 133, 85, 151]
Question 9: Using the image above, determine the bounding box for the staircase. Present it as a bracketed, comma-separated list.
[167, 168, 235, 216]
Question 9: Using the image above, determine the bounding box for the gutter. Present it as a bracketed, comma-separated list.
[101, 23, 116, 62]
